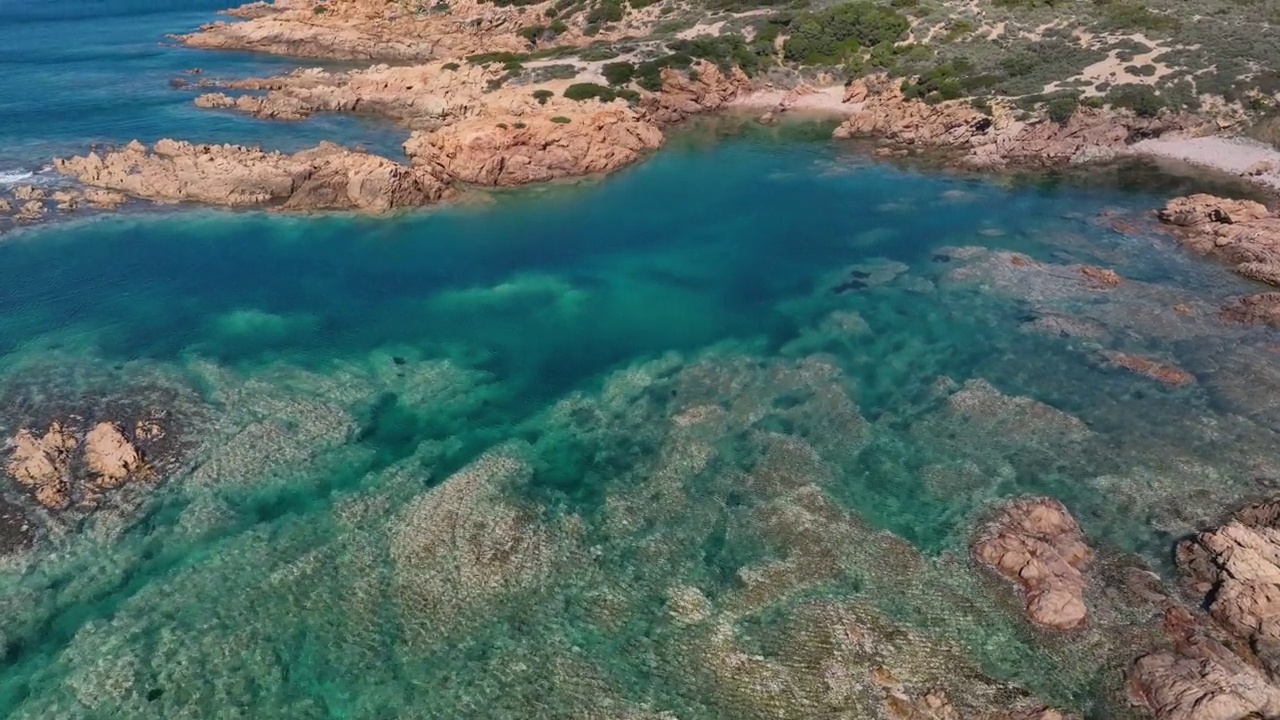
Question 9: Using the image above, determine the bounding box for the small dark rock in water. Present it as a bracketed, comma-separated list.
[0, 497, 33, 557]
[932, 253, 952, 263]
[847, 270, 872, 279]
[146, 688, 164, 702]
[831, 278, 867, 294]
[392, 356, 407, 366]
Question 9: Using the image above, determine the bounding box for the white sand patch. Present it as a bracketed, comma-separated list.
[730, 85, 859, 116]
[1130, 135, 1280, 190]
[677, 20, 725, 39]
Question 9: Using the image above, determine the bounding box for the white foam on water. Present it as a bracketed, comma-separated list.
[0, 170, 35, 186]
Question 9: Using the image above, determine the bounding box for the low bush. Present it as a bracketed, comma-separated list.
[1105, 83, 1165, 116]
[564, 82, 618, 101]
[603, 61, 636, 85]
[1045, 95, 1079, 123]
[533, 88, 555, 104]
[442, 62, 460, 71]
[551, 116, 573, 123]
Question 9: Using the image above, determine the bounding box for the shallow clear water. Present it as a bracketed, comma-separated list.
[3, 3, 1280, 719]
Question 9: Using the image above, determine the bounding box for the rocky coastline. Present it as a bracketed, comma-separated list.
[5, 0, 1276, 229]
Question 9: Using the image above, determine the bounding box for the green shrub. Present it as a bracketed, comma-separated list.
[564, 82, 618, 101]
[503, 60, 525, 71]
[1105, 83, 1165, 117]
[900, 60, 992, 102]
[518, 25, 545, 43]
[497, 122, 509, 129]
[533, 88, 555, 104]
[634, 53, 693, 91]
[468, 51, 529, 64]
[630, 0, 657, 7]
[580, 44, 622, 61]
[1095, 0, 1179, 31]
[549, 20, 568, 33]
[782, 2, 910, 65]
[312, 3, 328, 13]
[603, 61, 636, 85]
[551, 116, 573, 123]
[615, 88, 641, 103]
[1045, 95, 1079, 123]
[442, 62, 460, 71]
[514, 121, 527, 128]
[668, 35, 759, 75]
[587, 0, 624, 23]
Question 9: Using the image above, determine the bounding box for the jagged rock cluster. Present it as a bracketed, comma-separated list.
[5, 419, 152, 511]
[834, 74, 1194, 168]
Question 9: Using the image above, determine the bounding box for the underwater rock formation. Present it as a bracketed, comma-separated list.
[974, 497, 1093, 631]
[1221, 292, 1280, 328]
[1098, 352, 1195, 387]
[55, 139, 450, 212]
[1158, 194, 1280, 288]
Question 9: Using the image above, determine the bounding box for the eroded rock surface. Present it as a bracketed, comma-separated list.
[405, 107, 664, 187]
[55, 139, 449, 211]
[1128, 607, 1280, 720]
[1176, 500, 1280, 677]
[4, 419, 151, 510]
[973, 497, 1093, 631]
[834, 74, 1192, 168]
[1158, 194, 1280, 287]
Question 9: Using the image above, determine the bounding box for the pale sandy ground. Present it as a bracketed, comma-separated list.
[1044, 33, 1174, 96]
[729, 85, 858, 117]
[1129, 135, 1280, 190]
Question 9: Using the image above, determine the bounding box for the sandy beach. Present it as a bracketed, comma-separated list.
[1130, 134, 1280, 190]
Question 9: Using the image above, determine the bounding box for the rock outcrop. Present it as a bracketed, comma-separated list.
[641, 63, 752, 125]
[973, 497, 1093, 631]
[1157, 194, 1280, 287]
[84, 422, 143, 487]
[193, 62, 500, 128]
[1176, 500, 1280, 677]
[1128, 607, 1280, 720]
[834, 75, 1190, 167]
[405, 107, 664, 186]
[1222, 292, 1280, 328]
[6, 423, 77, 509]
[4, 419, 152, 510]
[55, 139, 449, 212]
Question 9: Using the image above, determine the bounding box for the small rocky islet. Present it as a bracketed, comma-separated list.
[7, 0, 1280, 718]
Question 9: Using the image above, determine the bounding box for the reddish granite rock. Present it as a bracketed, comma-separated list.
[1128, 607, 1280, 720]
[1158, 194, 1280, 288]
[834, 74, 1190, 167]
[405, 108, 663, 187]
[1079, 265, 1123, 287]
[973, 497, 1093, 631]
[640, 62, 751, 125]
[1176, 500, 1280, 677]
[55, 139, 450, 212]
[1099, 351, 1195, 387]
[1222, 292, 1280, 328]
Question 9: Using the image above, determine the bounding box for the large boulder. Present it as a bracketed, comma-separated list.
[973, 497, 1093, 631]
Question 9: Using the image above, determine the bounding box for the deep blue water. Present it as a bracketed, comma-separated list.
[0, 3, 1277, 719]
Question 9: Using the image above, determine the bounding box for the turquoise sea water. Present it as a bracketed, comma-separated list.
[3, 3, 1280, 719]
